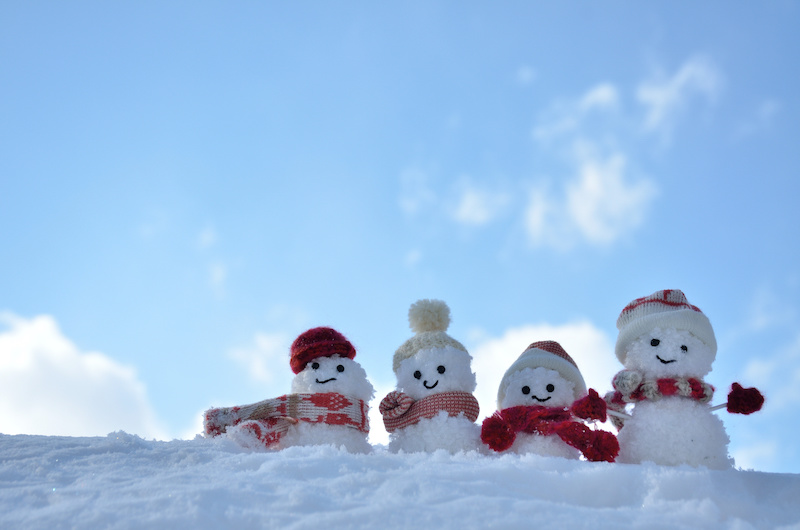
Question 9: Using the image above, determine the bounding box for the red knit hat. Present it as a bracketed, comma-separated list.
[289, 327, 357, 374]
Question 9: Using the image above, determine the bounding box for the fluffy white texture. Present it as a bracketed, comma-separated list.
[408, 299, 450, 333]
[387, 411, 482, 454]
[228, 420, 373, 454]
[396, 347, 476, 400]
[507, 431, 580, 459]
[0, 313, 165, 439]
[3, 433, 798, 529]
[617, 400, 733, 470]
[291, 355, 375, 402]
[499, 368, 576, 409]
[624, 327, 714, 379]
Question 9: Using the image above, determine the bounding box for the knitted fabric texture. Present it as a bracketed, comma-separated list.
[290, 327, 356, 374]
[615, 289, 717, 363]
[379, 390, 480, 432]
[497, 340, 587, 406]
[604, 369, 715, 429]
[480, 404, 619, 462]
[392, 299, 469, 373]
[203, 393, 369, 447]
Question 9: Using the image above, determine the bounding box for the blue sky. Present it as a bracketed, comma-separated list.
[2, 2, 799, 473]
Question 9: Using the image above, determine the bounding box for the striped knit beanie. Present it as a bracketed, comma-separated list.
[290, 327, 356, 374]
[497, 340, 587, 407]
[615, 289, 717, 364]
[392, 299, 469, 374]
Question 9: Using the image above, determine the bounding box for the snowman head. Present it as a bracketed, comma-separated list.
[615, 290, 717, 371]
[396, 346, 477, 400]
[291, 355, 375, 401]
[497, 341, 586, 409]
[499, 367, 576, 409]
[623, 327, 714, 379]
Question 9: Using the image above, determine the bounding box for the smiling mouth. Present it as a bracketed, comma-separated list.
[656, 356, 676, 364]
[315, 378, 337, 384]
[423, 380, 439, 389]
[531, 395, 551, 402]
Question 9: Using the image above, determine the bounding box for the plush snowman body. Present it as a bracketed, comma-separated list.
[499, 367, 580, 459]
[616, 327, 732, 469]
[388, 346, 481, 453]
[229, 354, 374, 453]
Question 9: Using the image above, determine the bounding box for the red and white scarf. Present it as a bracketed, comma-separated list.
[605, 369, 715, 429]
[204, 392, 369, 447]
[480, 405, 619, 462]
[379, 391, 480, 432]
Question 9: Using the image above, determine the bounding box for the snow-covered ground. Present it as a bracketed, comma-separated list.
[1, 433, 799, 529]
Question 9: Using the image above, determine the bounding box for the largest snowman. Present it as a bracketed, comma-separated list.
[606, 289, 763, 469]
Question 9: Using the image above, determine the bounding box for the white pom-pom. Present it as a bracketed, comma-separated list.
[408, 299, 450, 333]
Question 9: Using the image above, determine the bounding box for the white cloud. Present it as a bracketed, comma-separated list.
[470, 321, 618, 417]
[451, 184, 510, 226]
[524, 150, 657, 249]
[637, 55, 722, 138]
[228, 332, 291, 384]
[0, 313, 165, 439]
[533, 82, 620, 142]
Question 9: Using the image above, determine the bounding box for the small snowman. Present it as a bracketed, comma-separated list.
[481, 341, 618, 462]
[379, 299, 481, 453]
[606, 289, 764, 469]
[204, 327, 374, 453]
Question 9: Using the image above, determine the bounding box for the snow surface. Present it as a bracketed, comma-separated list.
[2, 432, 799, 529]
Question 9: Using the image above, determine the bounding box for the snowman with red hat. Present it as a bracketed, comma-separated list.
[605, 289, 764, 469]
[203, 327, 374, 453]
[379, 299, 482, 453]
[481, 340, 618, 462]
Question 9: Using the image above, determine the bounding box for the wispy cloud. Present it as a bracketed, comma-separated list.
[399, 168, 437, 216]
[533, 82, 620, 142]
[228, 331, 291, 384]
[516, 65, 536, 86]
[525, 149, 657, 249]
[450, 181, 511, 226]
[196, 225, 218, 250]
[735, 99, 781, 139]
[0, 312, 166, 439]
[637, 55, 722, 140]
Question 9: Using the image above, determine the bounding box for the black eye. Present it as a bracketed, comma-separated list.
[681, 345, 688, 352]
[521, 386, 530, 395]
[651, 339, 660, 347]
[437, 365, 446, 374]
[413, 370, 422, 380]
[546, 384, 555, 393]
[337, 364, 345, 372]
[311, 362, 320, 370]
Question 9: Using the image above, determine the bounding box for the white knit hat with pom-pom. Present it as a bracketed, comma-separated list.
[392, 299, 468, 373]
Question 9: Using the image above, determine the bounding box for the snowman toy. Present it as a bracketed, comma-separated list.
[203, 327, 374, 453]
[481, 341, 619, 462]
[379, 299, 482, 453]
[605, 289, 764, 469]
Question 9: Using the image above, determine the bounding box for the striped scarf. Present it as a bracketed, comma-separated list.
[605, 369, 715, 429]
[204, 392, 369, 447]
[379, 391, 480, 432]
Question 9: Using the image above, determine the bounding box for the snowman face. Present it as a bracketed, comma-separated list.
[291, 355, 374, 401]
[396, 346, 477, 400]
[500, 367, 575, 409]
[624, 327, 714, 379]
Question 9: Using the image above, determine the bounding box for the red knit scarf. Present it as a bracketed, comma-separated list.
[204, 393, 369, 447]
[480, 405, 619, 462]
[605, 370, 715, 429]
[379, 391, 480, 432]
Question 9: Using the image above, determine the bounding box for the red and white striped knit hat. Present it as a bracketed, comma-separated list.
[615, 289, 717, 363]
[496, 340, 587, 407]
[290, 327, 356, 374]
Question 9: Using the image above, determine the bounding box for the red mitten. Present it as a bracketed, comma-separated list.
[727, 383, 764, 415]
[481, 413, 516, 452]
[571, 389, 607, 422]
[581, 430, 620, 463]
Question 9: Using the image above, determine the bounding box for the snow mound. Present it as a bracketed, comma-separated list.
[1, 432, 799, 529]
